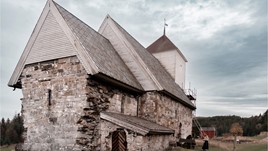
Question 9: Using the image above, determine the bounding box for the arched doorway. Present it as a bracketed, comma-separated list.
[112, 129, 127, 151]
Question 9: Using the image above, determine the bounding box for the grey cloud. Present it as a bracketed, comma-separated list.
[179, 0, 267, 117]
[1, 0, 267, 118]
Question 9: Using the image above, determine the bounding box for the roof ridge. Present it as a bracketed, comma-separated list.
[53, 2, 143, 90]
[106, 16, 164, 90]
[146, 34, 187, 62]
[107, 15, 146, 50]
[53, 1, 102, 39]
[100, 16, 195, 109]
[53, 2, 123, 47]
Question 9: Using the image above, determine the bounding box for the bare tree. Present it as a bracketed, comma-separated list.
[230, 123, 243, 151]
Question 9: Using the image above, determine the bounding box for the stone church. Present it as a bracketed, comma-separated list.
[8, 0, 196, 150]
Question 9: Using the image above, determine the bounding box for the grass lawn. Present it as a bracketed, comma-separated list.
[236, 143, 267, 151]
[195, 144, 226, 151]
[194, 138, 267, 151]
[194, 143, 267, 151]
[251, 135, 267, 140]
[0, 144, 16, 151]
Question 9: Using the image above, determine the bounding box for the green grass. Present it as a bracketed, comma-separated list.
[194, 144, 226, 151]
[0, 144, 16, 151]
[252, 135, 267, 140]
[194, 142, 267, 151]
[236, 143, 267, 151]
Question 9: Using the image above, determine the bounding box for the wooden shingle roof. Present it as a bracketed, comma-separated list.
[147, 35, 187, 62]
[9, 0, 195, 109]
[8, 0, 142, 92]
[99, 16, 195, 109]
[100, 112, 174, 135]
[54, 2, 143, 91]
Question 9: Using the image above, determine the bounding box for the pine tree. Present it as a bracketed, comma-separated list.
[1, 118, 6, 145]
[0, 114, 24, 145]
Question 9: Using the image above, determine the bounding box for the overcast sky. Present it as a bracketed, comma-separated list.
[1, 0, 267, 119]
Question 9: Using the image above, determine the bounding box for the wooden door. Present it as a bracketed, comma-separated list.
[112, 129, 127, 151]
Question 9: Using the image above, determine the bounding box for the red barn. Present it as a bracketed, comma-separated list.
[200, 127, 216, 139]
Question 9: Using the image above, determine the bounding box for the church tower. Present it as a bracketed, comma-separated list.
[147, 34, 187, 89]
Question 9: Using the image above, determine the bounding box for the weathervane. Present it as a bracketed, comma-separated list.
[164, 18, 168, 35]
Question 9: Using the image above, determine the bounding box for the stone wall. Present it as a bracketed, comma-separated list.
[139, 92, 193, 139]
[78, 75, 138, 150]
[20, 56, 139, 150]
[106, 91, 137, 116]
[19, 55, 193, 150]
[21, 56, 88, 150]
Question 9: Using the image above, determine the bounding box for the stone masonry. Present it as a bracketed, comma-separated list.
[19, 56, 192, 151]
[139, 92, 193, 139]
[100, 120, 172, 151]
[21, 56, 89, 150]
[20, 56, 140, 150]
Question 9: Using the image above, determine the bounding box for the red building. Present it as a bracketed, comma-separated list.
[200, 127, 216, 139]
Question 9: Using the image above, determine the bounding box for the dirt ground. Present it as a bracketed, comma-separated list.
[166, 134, 267, 151]
[1, 136, 267, 151]
[195, 135, 267, 151]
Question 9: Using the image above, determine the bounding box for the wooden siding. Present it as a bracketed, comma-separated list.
[8, 1, 51, 87]
[175, 52, 186, 88]
[26, 11, 76, 64]
[152, 50, 176, 79]
[152, 50, 186, 88]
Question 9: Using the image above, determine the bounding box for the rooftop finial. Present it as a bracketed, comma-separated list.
[164, 18, 168, 35]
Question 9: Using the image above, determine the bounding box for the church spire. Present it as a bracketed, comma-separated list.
[163, 18, 168, 35]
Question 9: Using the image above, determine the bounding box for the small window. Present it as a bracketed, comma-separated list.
[48, 89, 52, 106]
